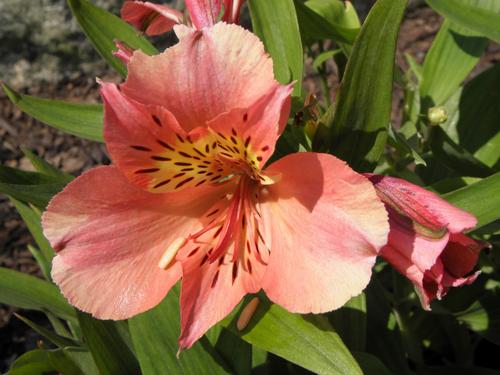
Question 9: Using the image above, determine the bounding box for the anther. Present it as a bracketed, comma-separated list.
[158, 237, 186, 269]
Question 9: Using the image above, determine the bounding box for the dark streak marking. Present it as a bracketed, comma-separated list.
[135, 168, 160, 174]
[152, 115, 162, 127]
[175, 177, 194, 189]
[131, 145, 151, 152]
[151, 156, 171, 161]
[153, 179, 171, 188]
[174, 162, 191, 166]
[157, 140, 175, 151]
[211, 270, 219, 288]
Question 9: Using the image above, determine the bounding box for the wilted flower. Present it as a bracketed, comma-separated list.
[43, 23, 389, 349]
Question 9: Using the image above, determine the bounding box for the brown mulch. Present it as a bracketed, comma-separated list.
[1, 4, 499, 372]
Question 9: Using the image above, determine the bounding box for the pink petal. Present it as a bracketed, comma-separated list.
[121, 1, 183, 36]
[177, 244, 266, 349]
[380, 211, 485, 309]
[175, 180, 267, 349]
[441, 233, 484, 277]
[113, 41, 134, 65]
[122, 23, 276, 132]
[259, 153, 389, 313]
[102, 83, 234, 192]
[223, 0, 246, 24]
[185, 0, 223, 29]
[207, 84, 293, 167]
[366, 174, 477, 234]
[42, 166, 225, 319]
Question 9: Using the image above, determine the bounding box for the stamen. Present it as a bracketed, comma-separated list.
[158, 237, 186, 269]
[237, 297, 260, 331]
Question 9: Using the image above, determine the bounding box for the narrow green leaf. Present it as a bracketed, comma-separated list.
[454, 62, 500, 168]
[27, 244, 52, 281]
[426, 0, 500, 43]
[429, 125, 494, 178]
[294, 0, 358, 45]
[7, 348, 91, 375]
[22, 147, 74, 181]
[0, 165, 66, 209]
[352, 351, 393, 375]
[444, 172, 500, 228]
[420, 20, 488, 108]
[455, 290, 500, 346]
[2, 83, 103, 141]
[78, 312, 141, 375]
[129, 285, 230, 375]
[10, 197, 55, 262]
[226, 299, 362, 375]
[67, 0, 158, 77]
[330, 0, 407, 171]
[249, 0, 303, 95]
[15, 313, 81, 348]
[329, 293, 367, 352]
[0, 267, 76, 322]
[215, 329, 252, 375]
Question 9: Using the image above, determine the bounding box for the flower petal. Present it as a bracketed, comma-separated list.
[259, 153, 389, 313]
[208, 83, 293, 168]
[42, 166, 225, 319]
[102, 83, 232, 192]
[366, 174, 477, 233]
[122, 22, 276, 132]
[185, 0, 222, 29]
[121, 1, 183, 36]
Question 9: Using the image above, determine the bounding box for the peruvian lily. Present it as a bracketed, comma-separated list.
[42, 23, 389, 349]
[366, 174, 485, 309]
[121, 0, 245, 36]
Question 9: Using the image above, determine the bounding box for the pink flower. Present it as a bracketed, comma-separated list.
[366, 174, 485, 309]
[121, 0, 245, 36]
[42, 23, 389, 349]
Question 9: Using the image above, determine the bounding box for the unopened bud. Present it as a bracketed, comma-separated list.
[427, 106, 448, 125]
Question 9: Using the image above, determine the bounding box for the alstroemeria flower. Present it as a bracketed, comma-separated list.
[43, 23, 389, 349]
[366, 174, 485, 309]
[122, 0, 245, 35]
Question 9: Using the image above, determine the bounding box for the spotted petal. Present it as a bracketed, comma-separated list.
[102, 83, 234, 192]
[259, 153, 389, 313]
[122, 22, 277, 132]
[42, 166, 225, 319]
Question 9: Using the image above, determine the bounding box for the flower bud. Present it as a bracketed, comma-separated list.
[427, 106, 448, 125]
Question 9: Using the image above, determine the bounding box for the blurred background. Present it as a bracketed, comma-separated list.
[1, 0, 499, 371]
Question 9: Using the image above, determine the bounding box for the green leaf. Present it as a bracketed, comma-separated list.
[2, 83, 103, 141]
[77, 312, 141, 375]
[0, 267, 76, 322]
[15, 313, 81, 348]
[329, 0, 407, 171]
[0, 165, 66, 209]
[352, 351, 393, 375]
[429, 125, 494, 178]
[67, 0, 158, 77]
[444, 172, 500, 228]
[27, 244, 52, 281]
[226, 299, 362, 375]
[249, 0, 303, 95]
[129, 285, 230, 375]
[453, 62, 500, 168]
[420, 20, 489, 108]
[22, 147, 74, 181]
[426, 0, 500, 43]
[329, 293, 367, 352]
[215, 329, 252, 375]
[10, 197, 55, 263]
[7, 347, 96, 375]
[294, 0, 358, 46]
[455, 290, 500, 345]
